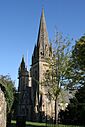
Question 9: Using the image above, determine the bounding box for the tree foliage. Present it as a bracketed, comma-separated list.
[44, 32, 71, 123]
[59, 85, 85, 125]
[59, 35, 85, 125]
[72, 36, 85, 70]
[0, 75, 15, 114]
[65, 36, 85, 89]
[72, 36, 85, 86]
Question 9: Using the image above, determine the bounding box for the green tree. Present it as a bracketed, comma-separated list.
[71, 36, 85, 87]
[44, 32, 71, 124]
[59, 85, 85, 125]
[0, 75, 15, 125]
[73, 36, 85, 70]
[59, 35, 85, 125]
[64, 36, 85, 91]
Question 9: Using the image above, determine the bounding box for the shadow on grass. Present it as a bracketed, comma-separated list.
[10, 123, 45, 127]
[10, 121, 44, 127]
[10, 122, 16, 127]
[10, 120, 84, 127]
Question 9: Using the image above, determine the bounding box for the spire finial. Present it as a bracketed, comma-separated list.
[41, 7, 45, 20]
[22, 54, 25, 63]
[42, 7, 44, 13]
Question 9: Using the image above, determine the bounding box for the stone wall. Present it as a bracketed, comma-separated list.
[0, 87, 6, 127]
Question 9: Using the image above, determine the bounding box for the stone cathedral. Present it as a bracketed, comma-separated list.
[17, 9, 54, 121]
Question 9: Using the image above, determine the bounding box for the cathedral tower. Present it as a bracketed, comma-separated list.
[18, 56, 28, 92]
[31, 9, 52, 121]
[17, 9, 53, 122]
[18, 56, 32, 121]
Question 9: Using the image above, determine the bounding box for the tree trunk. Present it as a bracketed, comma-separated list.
[54, 97, 58, 124]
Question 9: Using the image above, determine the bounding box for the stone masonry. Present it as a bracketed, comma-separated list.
[0, 87, 6, 127]
[17, 9, 56, 122]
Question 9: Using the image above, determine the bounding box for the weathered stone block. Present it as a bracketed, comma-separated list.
[0, 87, 6, 127]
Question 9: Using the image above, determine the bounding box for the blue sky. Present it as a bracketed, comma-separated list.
[0, 0, 85, 88]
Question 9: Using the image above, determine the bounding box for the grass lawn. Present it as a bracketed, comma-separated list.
[11, 120, 83, 127]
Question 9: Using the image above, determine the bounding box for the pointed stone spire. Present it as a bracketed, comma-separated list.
[21, 55, 25, 66]
[37, 9, 49, 58]
[19, 55, 26, 72]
